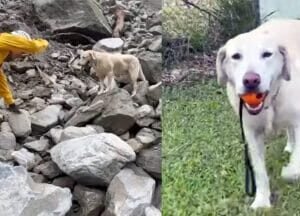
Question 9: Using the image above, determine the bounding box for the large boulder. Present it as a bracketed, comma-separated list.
[31, 105, 62, 134]
[32, 0, 112, 41]
[0, 163, 72, 216]
[136, 145, 161, 179]
[93, 89, 136, 135]
[59, 126, 98, 142]
[138, 51, 162, 84]
[50, 133, 136, 186]
[8, 110, 32, 138]
[103, 165, 156, 216]
[73, 184, 105, 216]
[65, 91, 113, 127]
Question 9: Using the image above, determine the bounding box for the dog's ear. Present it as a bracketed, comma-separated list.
[279, 45, 291, 81]
[216, 46, 227, 86]
[77, 49, 84, 56]
[89, 51, 96, 61]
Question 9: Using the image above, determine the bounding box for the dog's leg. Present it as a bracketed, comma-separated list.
[129, 64, 139, 97]
[284, 126, 295, 153]
[282, 127, 300, 181]
[131, 81, 138, 97]
[244, 126, 271, 209]
[104, 71, 115, 93]
[97, 79, 104, 95]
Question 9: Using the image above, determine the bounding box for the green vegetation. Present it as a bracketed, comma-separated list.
[163, 0, 258, 51]
[163, 81, 300, 216]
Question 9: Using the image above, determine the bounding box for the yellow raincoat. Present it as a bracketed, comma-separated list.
[0, 33, 48, 105]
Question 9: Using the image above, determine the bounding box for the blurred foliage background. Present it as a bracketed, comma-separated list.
[163, 0, 259, 53]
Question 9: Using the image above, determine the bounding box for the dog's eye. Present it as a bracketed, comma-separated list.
[232, 53, 242, 60]
[262, 52, 272, 58]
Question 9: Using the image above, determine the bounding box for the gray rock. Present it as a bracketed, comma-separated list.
[146, 11, 161, 29]
[147, 82, 161, 105]
[142, 0, 161, 14]
[52, 176, 75, 190]
[103, 166, 155, 216]
[136, 117, 156, 127]
[0, 122, 11, 132]
[0, 149, 13, 161]
[51, 52, 60, 59]
[127, 138, 144, 153]
[93, 37, 124, 53]
[155, 99, 162, 117]
[151, 121, 161, 131]
[73, 184, 105, 216]
[34, 161, 62, 179]
[137, 145, 161, 179]
[93, 89, 136, 135]
[136, 128, 161, 146]
[0, 163, 72, 216]
[70, 76, 87, 95]
[87, 125, 105, 133]
[26, 69, 37, 78]
[120, 131, 130, 141]
[32, 0, 112, 40]
[10, 62, 34, 73]
[8, 110, 32, 138]
[131, 204, 162, 216]
[65, 96, 107, 127]
[49, 127, 64, 144]
[139, 51, 161, 84]
[152, 182, 161, 209]
[57, 55, 69, 62]
[144, 205, 162, 216]
[31, 105, 62, 134]
[24, 138, 50, 152]
[133, 81, 150, 105]
[30, 97, 47, 111]
[59, 126, 98, 142]
[149, 25, 162, 35]
[50, 133, 136, 186]
[11, 148, 36, 170]
[136, 105, 155, 119]
[0, 131, 16, 150]
[29, 172, 47, 183]
[66, 97, 83, 108]
[148, 36, 162, 52]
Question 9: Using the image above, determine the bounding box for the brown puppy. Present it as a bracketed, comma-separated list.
[78, 50, 146, 97]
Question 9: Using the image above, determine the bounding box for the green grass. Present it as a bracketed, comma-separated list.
[162, 80, 300, 216]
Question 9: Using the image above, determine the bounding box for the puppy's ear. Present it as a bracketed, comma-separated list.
[216, 46, 227, 86]
[279, 45, 291, 81]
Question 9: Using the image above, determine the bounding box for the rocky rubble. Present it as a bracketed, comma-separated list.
[0, 0, 161, 215]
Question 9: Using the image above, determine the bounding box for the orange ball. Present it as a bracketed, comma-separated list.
[241, 93, 264, 107]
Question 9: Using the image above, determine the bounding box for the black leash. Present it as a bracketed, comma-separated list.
[239, 99, 256, 197]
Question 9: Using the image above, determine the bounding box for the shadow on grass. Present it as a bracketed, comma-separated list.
[162, 80, 300, 216]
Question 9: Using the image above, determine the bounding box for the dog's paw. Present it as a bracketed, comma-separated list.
[250, 195, 271, 209]
[281, 164, 300, 181]
[284, 142, 293, 153]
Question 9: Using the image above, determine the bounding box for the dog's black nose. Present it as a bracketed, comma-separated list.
[243, 72, 261, 90]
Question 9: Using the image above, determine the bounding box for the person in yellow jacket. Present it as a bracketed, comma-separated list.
[0, 30, 49, 113]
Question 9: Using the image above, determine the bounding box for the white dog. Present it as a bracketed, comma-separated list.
[78, 50, 146, 97]
[216, 19, 300, 209]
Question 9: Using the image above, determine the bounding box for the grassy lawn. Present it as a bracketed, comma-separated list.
[162, 80, 300, 216]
